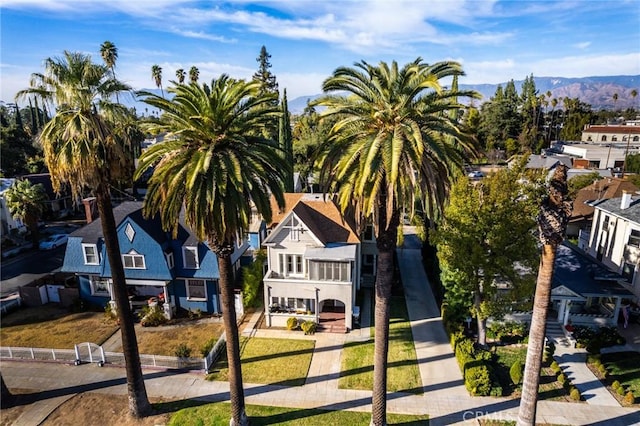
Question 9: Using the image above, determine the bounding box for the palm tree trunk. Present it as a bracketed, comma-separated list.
[95, 183, 151, 418]
[215, 246, 248, 426]
[371, 209, 399, 426]
[516, 243, 557, 426]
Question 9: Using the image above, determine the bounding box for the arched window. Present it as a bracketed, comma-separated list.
[612, 136, 618, 141]
[634, 136, 640, 142]
[601, 135, 607, 141]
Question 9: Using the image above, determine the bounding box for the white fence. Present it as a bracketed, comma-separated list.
[1, 345, 206, 371]
[204, 332, 226, 373]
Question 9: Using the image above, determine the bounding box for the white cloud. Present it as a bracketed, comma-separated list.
[573, 42, 592, 50]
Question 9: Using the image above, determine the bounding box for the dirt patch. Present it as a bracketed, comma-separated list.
[1, 392, 174, 426]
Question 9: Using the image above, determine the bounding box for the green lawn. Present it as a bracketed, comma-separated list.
[340, 295, 422, 394]
[165, 401, 429, 425]
[601, 351, 640, 397]
[207, 337, 315, 386]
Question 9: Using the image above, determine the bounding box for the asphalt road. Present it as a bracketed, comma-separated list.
[0, 245, 66, 297]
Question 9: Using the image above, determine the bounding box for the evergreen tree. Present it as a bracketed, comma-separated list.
[279, 89, 294, 192]
[252, 45, 278, 101]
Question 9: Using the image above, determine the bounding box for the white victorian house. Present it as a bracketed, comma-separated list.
[262, 193, 361, 332]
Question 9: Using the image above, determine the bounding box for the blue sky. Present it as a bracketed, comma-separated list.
[1, 0, 639, 103]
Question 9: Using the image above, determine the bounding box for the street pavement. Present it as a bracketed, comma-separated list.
[2, 228, 640, 425]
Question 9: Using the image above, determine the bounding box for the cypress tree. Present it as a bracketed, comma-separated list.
[279, 89, 294, 192]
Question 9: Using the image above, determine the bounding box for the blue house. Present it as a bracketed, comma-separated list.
[62, 201, 249, 318]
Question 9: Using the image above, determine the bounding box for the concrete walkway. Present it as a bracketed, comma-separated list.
[2, 228, 640, 425]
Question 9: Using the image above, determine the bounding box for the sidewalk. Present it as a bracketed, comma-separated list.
[2, 228, 640, 425]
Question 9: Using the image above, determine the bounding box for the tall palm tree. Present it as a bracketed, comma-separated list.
[314, 58, 478, 426]
[135, 76, 287, 426]
[517, 165, 572, 426]
[151, 64, 163, 98]
[189, 66, 199, 84]
[100, 41, 119, 103]
[175, 68, 186, 84]
[16, 51, 151, 418]
[4, 179, 47, 245]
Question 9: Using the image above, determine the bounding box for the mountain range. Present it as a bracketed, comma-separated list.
[287, 75, 640, 114]
[132, 75, 639, 117]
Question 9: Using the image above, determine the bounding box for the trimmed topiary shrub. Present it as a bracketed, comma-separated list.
[612, 380, 621, 390]
[623, 391, 636, 405]
[301, 320, 317, 335]
[510, 360, 523, 385]
[489, 385, 503, 397]
[550, 361, 561, 374]
[617, 386, 626, 396]
[286, 317, 299, 330]
[570, 387, 581, 401]
[465, 364, 492, 396]
[557, 373, 567, 385]
[140, 305, 168, 327]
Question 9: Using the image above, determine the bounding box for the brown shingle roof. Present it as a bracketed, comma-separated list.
[571, 178, 639, 221]
[583, 126, 640, 135]
[268, 193, 359, 244]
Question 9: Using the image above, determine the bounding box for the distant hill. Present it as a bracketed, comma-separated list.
[286, 75, 640, 114]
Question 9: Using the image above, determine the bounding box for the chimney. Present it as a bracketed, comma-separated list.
[621, 191, 632, 210]
[82, 197, 97, 223]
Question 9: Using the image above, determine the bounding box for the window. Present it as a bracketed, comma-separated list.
[89, 276, 110, 296]
[82, 244, 99, 265]
[183, 247, 199, 269]
[612, 136, 618, 141]
[601, 135, 607, 141]
[622, 262, 636, 283]
[285, 216, 301, 241]
[634, 136, 640, 142]
[165, 252, 174, 269]
[628, 230, 640, 248]
[123, 251, 145, 269]
[279, 253, 303, 275]
[186, 279, 206, 300]
[363, 225, 374, 241]
[309, 261, 350, 281]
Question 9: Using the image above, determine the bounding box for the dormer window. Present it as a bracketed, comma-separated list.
[82, 244, 99, 265]
[123, 250, 145, 269]
[183, 246, 199, 269]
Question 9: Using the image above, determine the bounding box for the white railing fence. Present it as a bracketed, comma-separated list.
[1, 345, 206, 371]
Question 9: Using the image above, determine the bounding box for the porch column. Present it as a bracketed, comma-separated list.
[612, 297, 622, 325]
[265, 286, 272, 327]
[557, 299, 566, 323]
[563, 301, 571, 326]
[315, 287, 319, 324]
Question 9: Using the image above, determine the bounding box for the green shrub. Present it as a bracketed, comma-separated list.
[140, 305, 168, 327]
[550, 361, 561, 374]
[570, 387, 581, 401]
[301, 320, 317, 335]
[286, 317, 299, 330]
[175, 343, 192, 358]
[465, 365, 492, 396]
[623, 391, 636, 405]
[598, 364, 607, 375]
[200, 337, 217, 357]
[489, 385, 503, 397]
[241, 249, 266, 308]
[187, 308, 203, 320]
[510, 360, 523, 385]
[557, 373, 567, 385]
[546, 341, 556, 356]
[104, 303, 117, 321]
[617, 386, 626, 396]
[612, 380, 621, 390]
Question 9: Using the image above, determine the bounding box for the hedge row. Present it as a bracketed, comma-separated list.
[451, 331, 501, 396]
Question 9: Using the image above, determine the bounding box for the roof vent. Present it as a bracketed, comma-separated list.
[621, 191, 632, 210]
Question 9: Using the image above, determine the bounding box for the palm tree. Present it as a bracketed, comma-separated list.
[175, 68, 186, 84]
[100, 41, 119, 103]
[151, 64, 163, 98]
[631, 89, 638, 109]
[16, 51, 151, 418]
[517, 165, 572, 426]
[135, 76, 287, 426]
[189, 66, 199, 84]
[314, 58, 478, 426]
[613, 92, 619, 111]
[4, 179, 47, 245]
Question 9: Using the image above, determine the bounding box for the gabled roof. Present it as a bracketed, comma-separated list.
[571, 178, 639, 222]
[266, 193, 359, 245]
[592, 196, 640, 225]
[553, 244, 633, 298]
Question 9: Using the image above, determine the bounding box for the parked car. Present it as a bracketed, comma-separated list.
[468, 170, 484, 179]
[39, 234, 69, 250]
